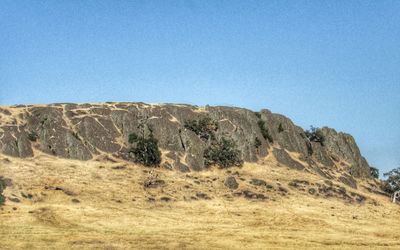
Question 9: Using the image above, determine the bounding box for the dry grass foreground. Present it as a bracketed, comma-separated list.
[0, 152, 399, 250]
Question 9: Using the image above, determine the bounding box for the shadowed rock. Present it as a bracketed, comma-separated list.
[339, 175, 357, 189]
[320, 127, 371, 178]
[224, 176, 239, 189]
[273, 148, 305, 170]
[250, 178, 267, 186]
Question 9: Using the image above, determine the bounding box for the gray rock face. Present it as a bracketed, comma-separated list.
[0, 102, 372, 179]
[26, 107, 93, 160]
[0, 126, 33, 158]
[260, 109, 309, 157]
[320, 127, 371, 178]
[273, 148, 305, 170]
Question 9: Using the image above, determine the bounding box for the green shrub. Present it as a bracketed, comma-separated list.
[305, 126, 325, 146]
[382, 167, 400, 194]
[254, 112, 261, 119]
[370, 166, 379, 179]
[257, 120, 273, 143]
[129, 133, 161, 167]
[204, 137, 242, 168]
[278, 123, 284, 133]
[254, 137, 262, 149]
[27, 132, 38, 142]
[128, 132, 138, 143]
[184, 116, 218, 141]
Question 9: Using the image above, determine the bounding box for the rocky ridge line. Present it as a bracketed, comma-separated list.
[0, 102, 372, 181]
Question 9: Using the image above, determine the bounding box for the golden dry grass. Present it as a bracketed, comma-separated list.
[0, 152, 399, 250]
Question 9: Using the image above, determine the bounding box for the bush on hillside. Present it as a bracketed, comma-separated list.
[370, 166, 379, 179]
[305, 126, 325, 146]
[204, 137, 243, 168]
[129, 132, 161, 167]
[257, 120, 273, 143]
[381, 167, 400, 194]
[184, 116, 218, 141]
[128, 132, 139, 144]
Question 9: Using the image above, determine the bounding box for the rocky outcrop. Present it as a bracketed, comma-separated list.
[0, 102, 372, 179]
[319, 127, 371, 178]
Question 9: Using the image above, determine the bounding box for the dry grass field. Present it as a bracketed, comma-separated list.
[1, 151, 399, 249]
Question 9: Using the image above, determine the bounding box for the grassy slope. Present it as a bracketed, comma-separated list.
[0, 152, 399, 250]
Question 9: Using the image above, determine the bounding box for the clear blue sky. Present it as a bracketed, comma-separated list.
[1, 1, 399, 175]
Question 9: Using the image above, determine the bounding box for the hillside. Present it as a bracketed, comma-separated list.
[0, 102, 399, 249]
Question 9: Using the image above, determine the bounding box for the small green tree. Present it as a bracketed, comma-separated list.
[369, 166, 379, 179]
[129, 132, 161, 167]
[305, 126, 325, 146]
[382, 167, 400, 194]
[128, 132, 138, 143]
[184, 116, 218, 141]
[204, 137, 243, 168]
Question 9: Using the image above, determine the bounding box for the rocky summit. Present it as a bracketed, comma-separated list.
[1, 102, 399, 250]
[0, 102, 371, 180]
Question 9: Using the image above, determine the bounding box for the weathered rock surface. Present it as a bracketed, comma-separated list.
[273, 148, 305, 170]
[0, 102, 372, 179]
[224, 176, 239, 189]
[320, 127, 371, 178]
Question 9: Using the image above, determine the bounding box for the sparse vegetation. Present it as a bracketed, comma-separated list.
[254, 137, 262, 149]
[129, 132, 161, 167]
[257, 120, 273, 143]
[204, 137, 242, 168]
[254, 112, 261, 119]
[184, 116, 218, 141]
[370, 166, 379, 179]
[305, 126, 325, 146]
[128, 132, 139, 143]
[381, 167, 400, 194]
[278, 123, 284, 133]
[40, 117, 48, 126]
[27, 132, 38, 142]
[306, 141, 313, 155]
